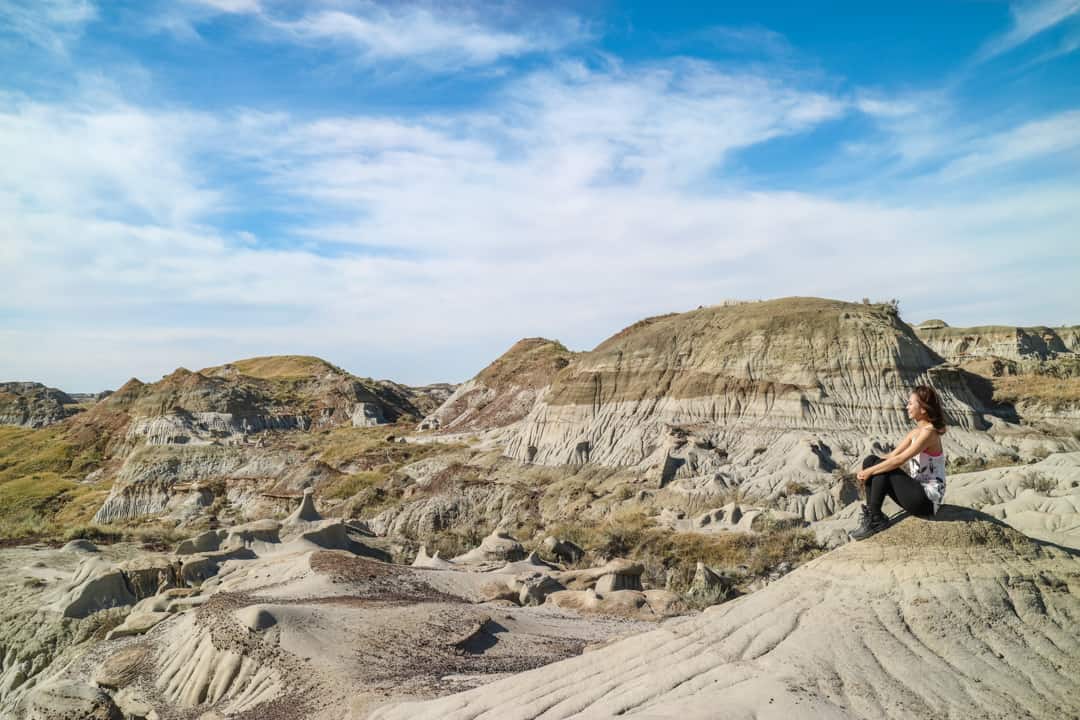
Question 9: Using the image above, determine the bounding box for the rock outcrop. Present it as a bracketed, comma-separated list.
[0, 382, 74, 428]
[420, 338, 576, 435]
[915, 322, 1080, 363]
[370, 508, 1080, 720]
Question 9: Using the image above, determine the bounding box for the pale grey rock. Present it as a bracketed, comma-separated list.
[284, 488, 321, 524]
[541, 536, 583, 564]
[517, 572, 564, 606]
[105, 611, 171, 640]
[60, 539, 98, 554]
[350, 402, 386, 427]
[24, 680, 122, 720]
[452, 530, 525, 565]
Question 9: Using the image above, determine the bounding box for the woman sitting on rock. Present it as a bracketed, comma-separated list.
[850, 385, 947, 540]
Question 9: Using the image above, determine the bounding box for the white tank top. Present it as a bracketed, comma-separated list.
[908, 449, 946, 513]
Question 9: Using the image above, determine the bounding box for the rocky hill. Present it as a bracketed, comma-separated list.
[494, 298, 1037, 500]
[420, 338, 575, 434]
[0, 382, 76, 427]
[0, 356, 440, 536]
[914, 321, 1080, 431]
[915, 320, 1080, 363]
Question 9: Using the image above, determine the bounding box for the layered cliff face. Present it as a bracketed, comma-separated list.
[421, 338, 576, 434]
[915, 321, 1080, 362]
[503, 298, 1021, 496]
[915, 322, 1080, 431]
[0, 382, 75, 428]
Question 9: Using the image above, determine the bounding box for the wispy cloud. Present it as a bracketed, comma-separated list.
[936, 109, 1080, 180]
[974, 0, 1080, 63]
[173, 0, 588, 69]
[0, 0, 96, 54]
[3, 53, 1079, 390]
[0, 91, 219, 224]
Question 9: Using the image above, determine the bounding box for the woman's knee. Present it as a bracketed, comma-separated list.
[862, 454, 881, 469]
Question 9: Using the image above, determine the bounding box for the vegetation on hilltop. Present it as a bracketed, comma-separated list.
[202, 355, 348, 380]
[473, 338, 577, 391]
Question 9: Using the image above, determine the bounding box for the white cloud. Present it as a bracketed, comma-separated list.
[0, 0, 96, 54]
[1, 58, 1078, 390]
[172, 0, 587, 69]
[936, 109, 1080, 180]
[975, 0, 1080, 62]
[0, 92, 220, 224]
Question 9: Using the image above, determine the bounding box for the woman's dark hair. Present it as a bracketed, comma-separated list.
[913, 385, 946, 433]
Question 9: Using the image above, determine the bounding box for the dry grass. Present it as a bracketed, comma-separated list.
[206, 355, 344, 379]
[993, 375, 1080, 406]
[547, 506, 820, 595]
[0, 426, 79, 483]
[948, 454, 1023, 473]
[316, 424, 443, 470]
[474, 338, 575, 391]
[0, 472, 104, 542]
[326, 470, 388, 500]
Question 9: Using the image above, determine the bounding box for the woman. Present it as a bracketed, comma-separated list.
[849, 385, 947, 540]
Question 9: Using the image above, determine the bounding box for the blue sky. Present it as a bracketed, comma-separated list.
[1, 0, 1079, 391]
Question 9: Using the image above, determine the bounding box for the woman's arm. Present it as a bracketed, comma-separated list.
[858, 427, 934, 481]
[885, 430, 915, 459]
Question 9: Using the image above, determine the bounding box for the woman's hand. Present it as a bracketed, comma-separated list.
[857, 469, 871, 483]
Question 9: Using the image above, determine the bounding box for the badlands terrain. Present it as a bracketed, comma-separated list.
[1, 297, 1078, 719]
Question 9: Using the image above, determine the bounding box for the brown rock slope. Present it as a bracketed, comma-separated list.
[369, 508, 1080, 720]
[421, 338, 576, 434]
[502, 298, 1033, 497]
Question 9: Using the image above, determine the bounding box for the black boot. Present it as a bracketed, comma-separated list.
[849, 504, 889, 541]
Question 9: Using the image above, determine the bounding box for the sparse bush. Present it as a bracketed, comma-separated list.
[63, 524, 123, 544]
[128, 523, 187, 551]
[1019, 472, 1056, 494]
[682, 581, 737, 610]
[430, 524, 490, 559]
[781, 481, 810, 497]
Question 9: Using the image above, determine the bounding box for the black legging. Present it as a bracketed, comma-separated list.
[862, 455, 934, 517]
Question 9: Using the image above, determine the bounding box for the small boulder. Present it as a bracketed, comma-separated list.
[517, 572, 564, 606]
[452, 529, 526, 564]
[61, 539, 99, 553]
[685, 562, 735, 604]
[105, 611, 171, 640]
[541, 536, 584, 565]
